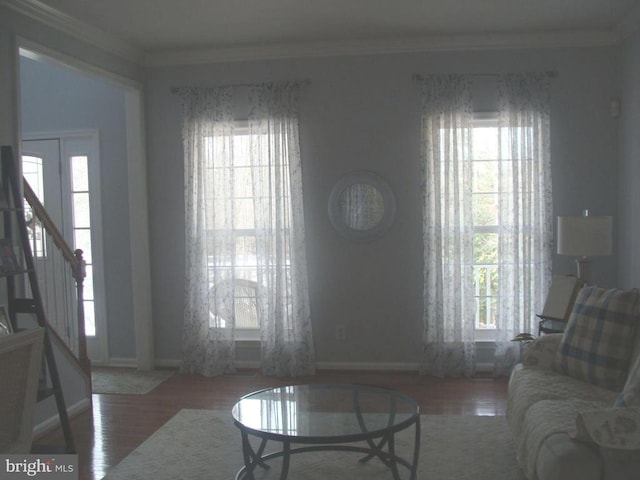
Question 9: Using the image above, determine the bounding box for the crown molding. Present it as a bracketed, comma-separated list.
[143, 30, 621, 67]
[1, 0, 142, 63]
[2, 0, 629, 68]
[18, 39, 143, 89]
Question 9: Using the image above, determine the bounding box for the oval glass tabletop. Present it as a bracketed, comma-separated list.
[232, 384, 419, 442]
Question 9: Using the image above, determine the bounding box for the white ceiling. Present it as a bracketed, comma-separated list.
[6, 0, 640, 64]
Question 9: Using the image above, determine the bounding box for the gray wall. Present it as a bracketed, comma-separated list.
[145, 46, 621, 366]
[0, 4, 140, 146]
[19, 56, 136, 360]
[618, 30, 640, 289]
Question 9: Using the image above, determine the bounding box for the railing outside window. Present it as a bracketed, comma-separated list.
[473, 264, 498, 329]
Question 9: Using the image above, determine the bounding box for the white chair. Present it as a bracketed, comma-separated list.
[0, 327, 45, 453]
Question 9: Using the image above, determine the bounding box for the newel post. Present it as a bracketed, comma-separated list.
[73, 249, 90, 376]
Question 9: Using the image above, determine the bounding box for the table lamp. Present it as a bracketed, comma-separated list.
[557, 210, 612, 284]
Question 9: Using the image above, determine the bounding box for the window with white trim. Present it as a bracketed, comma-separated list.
[205, 125, 293, 338]
[471, 114, 533, 339]
[23, 155, 46, 257]
[471, 116, 500, 333]
[70, 155, 97, 337]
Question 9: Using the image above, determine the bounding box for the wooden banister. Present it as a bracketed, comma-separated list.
[23, 180, 80, 271]
[22, 177, 90, 376]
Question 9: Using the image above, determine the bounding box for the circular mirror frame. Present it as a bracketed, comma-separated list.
[328, 170, 397, 242]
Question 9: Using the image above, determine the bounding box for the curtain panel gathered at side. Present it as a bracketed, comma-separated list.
[177, 82, 315, 377]
[493, 73, 553, 376]
[418, 73, 552, 377]
[248, 83, 315, 376]
[419, 74, 477, 377]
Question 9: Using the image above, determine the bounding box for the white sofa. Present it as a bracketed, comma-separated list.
[507, 286, 640, 480]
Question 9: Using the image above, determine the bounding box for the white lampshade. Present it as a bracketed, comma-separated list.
[557, 214, 613, 257]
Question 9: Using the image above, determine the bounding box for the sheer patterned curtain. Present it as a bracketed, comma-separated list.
[419, 73, 552, 377]
[248, 83, 315, 376]
[493, 73, 553, 375]
[419, 75, 477, 377]
[181, 86, 236, 377]
[179, 82, 315, 377]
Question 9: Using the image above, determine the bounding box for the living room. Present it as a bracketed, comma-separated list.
[6, 1, 636, 371]
[1, 1, 640, 479]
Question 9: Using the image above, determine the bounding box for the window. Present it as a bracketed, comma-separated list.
[22, 155, 46, 257]
[21, 151, 99, 337]
[471, 115, 534, 336]
[420, 73, 551, 376]
[181, 83, 314, 376]
[205, 127, 292, 336]
[471, 116, 500, 331]
[436, 115, 537, 337]
[70, 155, 97, 337]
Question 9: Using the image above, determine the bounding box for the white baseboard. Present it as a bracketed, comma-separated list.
[316, 361, 419, 371]
[95, 357, 183, 369]
[93, 357, 140, 368]
[103, 358, 495, 374]
[153, 358, 422, 372]
[33, 397, 92, 440]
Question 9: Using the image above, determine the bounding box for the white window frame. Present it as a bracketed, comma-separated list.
[22, 131, 109, 359]
[471, 113, 500, 342]
[205, 123, 293, 341]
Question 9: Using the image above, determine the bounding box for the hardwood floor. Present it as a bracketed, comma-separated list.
[33, 369, 508, 480]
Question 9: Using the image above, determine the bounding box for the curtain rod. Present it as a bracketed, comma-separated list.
[170, 79, 311, 94]
[412, 71, 557, 82]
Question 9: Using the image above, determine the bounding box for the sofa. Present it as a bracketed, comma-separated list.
[507, 286, 640, 480]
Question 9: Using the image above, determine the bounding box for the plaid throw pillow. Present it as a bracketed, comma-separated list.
[554, 286, 640, 391]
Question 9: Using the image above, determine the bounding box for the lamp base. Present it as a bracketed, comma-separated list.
[575, 257, 592, 285]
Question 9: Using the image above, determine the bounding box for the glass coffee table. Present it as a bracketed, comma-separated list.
[232, 384, 420, 480]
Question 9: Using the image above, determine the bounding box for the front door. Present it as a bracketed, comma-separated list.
[22, 134, 107, 363]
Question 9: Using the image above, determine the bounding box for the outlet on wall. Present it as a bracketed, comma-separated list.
[335, 325, 346, 340]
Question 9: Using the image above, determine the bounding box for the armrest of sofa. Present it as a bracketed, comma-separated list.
[522, 333, 563, 370]
[571, 407, 640, 450]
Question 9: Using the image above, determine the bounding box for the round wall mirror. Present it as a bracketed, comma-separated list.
[328, 171, 396, 242]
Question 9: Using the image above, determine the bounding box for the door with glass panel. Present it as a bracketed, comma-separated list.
[22, 135, 107, 363]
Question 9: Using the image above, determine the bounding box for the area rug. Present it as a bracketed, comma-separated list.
[102, 409, 526, 479]
[92, 367, 174, 394]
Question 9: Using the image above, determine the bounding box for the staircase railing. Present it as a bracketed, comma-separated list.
[22, 178, 89, 376]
